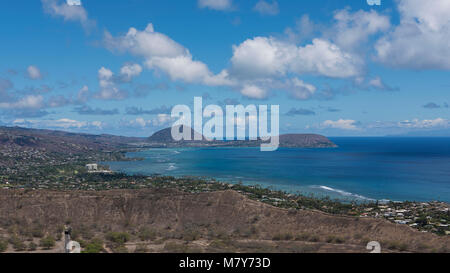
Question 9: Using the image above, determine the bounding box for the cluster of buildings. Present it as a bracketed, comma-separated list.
[360, 202, 450, 235]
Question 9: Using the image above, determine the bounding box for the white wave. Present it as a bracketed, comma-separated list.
[166, 163, 178, 171]
[313, 185, 375, 201]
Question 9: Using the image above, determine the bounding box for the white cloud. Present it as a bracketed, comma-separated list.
[47, 95, 70, 108]
[294, 39, 362, 78]
[102, 10, 384, 101]
[230, 37, 293, 79]
[104, 23, 233, 87]
[77, 85, 89, 103]
[240, 85, 267, 99]
[288, 78, 316, 100]
[253, 1, 279, 16]
[398, 118, 449, 129]
[367, 76, 395, 91]
[322, 119, 359, 130]
[42, 0, 94, 29]
[375, 0, 450, 69]
[332, 9, 390, 51]
[231, 37, 361, 80]
[96, 67, 127, 100]
[66, 0, 81, 6]
[13, 118, 103, 130]
[0, 95, 44, 110]
[27, 65, 43, 80]
[198, 0, 233, 11]
[120, 63, 142, 81]
[153, 114, 173, 126]
[284, 15, 318, 43]
[126, 114, 173, 129]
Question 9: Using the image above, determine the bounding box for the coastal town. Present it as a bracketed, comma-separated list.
[0, 126, 448, 254]
[1, 158, 449, 237]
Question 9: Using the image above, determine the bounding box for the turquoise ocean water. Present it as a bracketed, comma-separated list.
[105, 138, 450, 202]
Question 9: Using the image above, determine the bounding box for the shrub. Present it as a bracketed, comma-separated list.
[334, 237, 345, 244]
[272, 234, 282, 241]
[113, 245, 129, 253]
[183, 230, 200, 242]
[385, 241, 407, 251]
[27, 242, 37, 251]
[308, 235, 320, 242]
[295, 233, 310, 241]
[105, 232, 130, 245]
[9, 236, 26, 251]
[272, 233, 293, 241]
[326, 236, 345, 244]
[0, 240, 7, 252]
[326, 236, 335, 243]
[40, 236, 55, 250]
[138, 228, 157, 241]
[31, 226, 44, 238]
[83, 238, 104, 253]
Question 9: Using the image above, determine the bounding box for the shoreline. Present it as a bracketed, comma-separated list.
[104, 146, 450, 204]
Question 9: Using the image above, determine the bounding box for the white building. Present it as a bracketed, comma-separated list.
[86, 164, 98, 171]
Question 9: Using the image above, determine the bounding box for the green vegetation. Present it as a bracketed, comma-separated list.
[39, 236, 55, 250]
[27, 242, 37, 251]
[106, 232, 131, 246]
[9, 236, 26, 251]
[138, 228, 157, 241]
[0, 239, 7, 252]
[82, 238, 104, 253]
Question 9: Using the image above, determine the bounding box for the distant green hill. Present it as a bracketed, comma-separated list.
[148, 126, 337, 148]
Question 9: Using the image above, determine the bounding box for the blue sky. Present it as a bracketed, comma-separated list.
[0, 0, 449, 137]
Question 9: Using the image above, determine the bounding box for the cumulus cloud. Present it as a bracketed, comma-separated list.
[96, 67, 127, 100]
[101, 9, 390, 100]
[120, 63, 142, 82]
[230, 37, 362, 80]
[0, 95, 44, 110]
[27, 65, 43, 80]
[287, 78, 317, 100]
[253, 1, 279, 16]
[76, 85, 90, 103]
[240, 85, 267, 99]
[375, 0, 450, 69]
[198, 0, 233, 11]
[366, 76, 397, 91]
[41, 0, 94, 29]
[104, 24, 233, 87]
[47, 95, 70, 108]
[284, 15, 321, 43]
[322, 119, 359, 130]
[331, 9, 390, 52]
[124, 114, 173, 129]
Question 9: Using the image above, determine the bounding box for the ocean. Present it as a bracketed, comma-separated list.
[105, 137, 450, 203]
